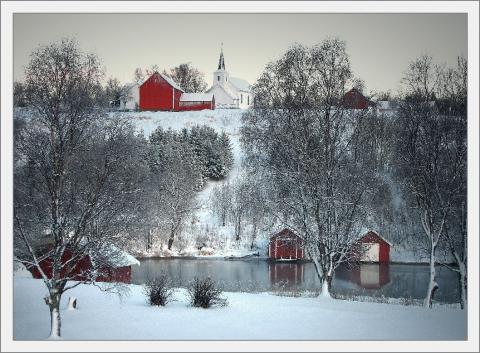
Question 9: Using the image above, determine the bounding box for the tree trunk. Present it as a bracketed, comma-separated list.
[250, 222, 257, 249]
[235, 216, 241, 241]
[45, 291, 62, 338]
[167, 230, 175, 250]
[457, 260, 467, 309]
[320, 278, 332, 299]
[424, 245, 438, 308]
[146, 228, 153, 252]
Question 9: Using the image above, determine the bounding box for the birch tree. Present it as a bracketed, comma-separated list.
[393, 55, 467, 307]
[242, 39, 378, 297]
[14, 39, 146, 337]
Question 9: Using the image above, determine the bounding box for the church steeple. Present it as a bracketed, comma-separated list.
[217, 43, 225, 70]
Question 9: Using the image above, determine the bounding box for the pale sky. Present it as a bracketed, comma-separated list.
[13, 13, 467, 93]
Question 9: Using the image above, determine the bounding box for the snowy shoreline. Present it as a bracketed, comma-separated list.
[13, 277, 466, 341]
[134, 255, 457, 266]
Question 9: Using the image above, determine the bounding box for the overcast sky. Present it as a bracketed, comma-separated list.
[13, 13, 467, 93]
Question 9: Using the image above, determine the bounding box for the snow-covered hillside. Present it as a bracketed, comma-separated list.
[117, 109, 261, 258]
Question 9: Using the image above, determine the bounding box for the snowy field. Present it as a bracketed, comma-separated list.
[13, 277, 467, 340]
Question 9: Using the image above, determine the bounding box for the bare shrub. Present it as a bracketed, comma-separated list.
[187, 277, 228, 308]
[143, 276, 175, 306]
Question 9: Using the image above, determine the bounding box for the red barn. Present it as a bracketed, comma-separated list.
[269, 228, 304, 260]
[343, 88, 374, 110]
[139, 72, 184, 111]
[178, 93, 215, 111]
[139, 72, 215, 112]
[355, 230, 392, 264]
[25, 243, 139, 284]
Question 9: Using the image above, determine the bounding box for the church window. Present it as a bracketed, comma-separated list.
[218, 76, 220, 81]
[247, 95, 250, 105]
[241, 94, 243, 104]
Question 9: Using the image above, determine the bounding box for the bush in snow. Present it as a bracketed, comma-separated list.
[187, 277, 228, 308]
[144, 276, 175, 307]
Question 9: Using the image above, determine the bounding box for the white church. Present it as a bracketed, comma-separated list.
[206, 46, 253, 109]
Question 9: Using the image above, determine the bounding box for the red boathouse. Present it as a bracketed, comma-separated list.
[269, 228, 304, 260]
[355, 230, 392, 264]
[25, 243, 140, 284]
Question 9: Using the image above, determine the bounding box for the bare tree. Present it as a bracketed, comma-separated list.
[133, 67, 145, 85]
[105, 77, 123, 108]
[165, 63, 207, 93]
[13, 81, 27, 107]
[242, 39, 377, 297]
[147, 128, 202, 250]
[401, 54, 438, 102]
[436, 57, 468, 308]
[14, 38, 147, 338]
[393, 55, 467, 307]
[211, 182, 232, 227]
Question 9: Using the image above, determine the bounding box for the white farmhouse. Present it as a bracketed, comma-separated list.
[206, 47, 253, 109]
[119, 83, 139, 111]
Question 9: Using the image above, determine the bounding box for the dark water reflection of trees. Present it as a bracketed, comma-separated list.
[132, 259, 460, 303]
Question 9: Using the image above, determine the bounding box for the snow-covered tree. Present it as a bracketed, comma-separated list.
[393, 55, 467, 307]
[437, 57, 468, 309]
[105, 77, 123, 108]
[14, 38, 147, 338]
[147, 128, 202, 250]
[242, 39, 378, 297]
[211, 182, 232, 227]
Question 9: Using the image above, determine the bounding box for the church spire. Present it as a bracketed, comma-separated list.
[218, 43, 225, 70]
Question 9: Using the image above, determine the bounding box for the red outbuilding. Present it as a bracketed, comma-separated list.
[25, 243, 139, 284]
[178, 93, 215, 111]
[355, 230, 392, 264]
[269, 228, 304, 260]
[139, 72, 215, 112]
[343, 88, 374, 110]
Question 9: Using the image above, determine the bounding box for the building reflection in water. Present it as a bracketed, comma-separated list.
[268, 262, 305, 289]
[336, 263, 391, 289]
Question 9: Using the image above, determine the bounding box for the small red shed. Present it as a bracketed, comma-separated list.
[343, 88, 374, 110]
[356, 230, 392, 264]
[139, 72, 184, 111]
[25, 243, 139, 284]
[269, 228, 304, 260]
[178, 93, 215, 111]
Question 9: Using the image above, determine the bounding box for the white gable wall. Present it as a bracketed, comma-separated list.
[207, 85, 238, 108]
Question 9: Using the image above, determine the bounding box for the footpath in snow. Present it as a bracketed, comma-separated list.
[13, 278, 467, 340]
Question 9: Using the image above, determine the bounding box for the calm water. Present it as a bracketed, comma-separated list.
[131, 258, 460, 303]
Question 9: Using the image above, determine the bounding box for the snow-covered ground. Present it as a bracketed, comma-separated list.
[13, 277, 466, 340]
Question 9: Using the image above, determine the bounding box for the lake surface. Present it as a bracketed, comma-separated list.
[131, 258, 460, 303]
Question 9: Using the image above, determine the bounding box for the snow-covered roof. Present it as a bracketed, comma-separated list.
[207, 83, 237, 100]
[361, 230, 393, 246]
[229, 77, 251, 92]
[180, 93, 214, 102]
[91, 243, 140, 267]
[158, 72, 185, 92]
